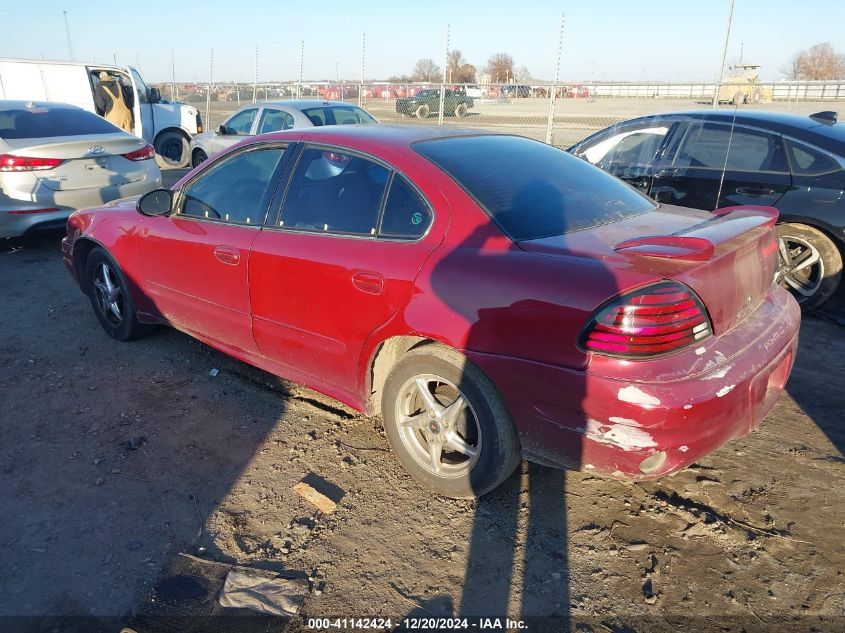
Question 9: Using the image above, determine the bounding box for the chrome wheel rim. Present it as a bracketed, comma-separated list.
[395, 374, 481, 478]
[93, 262, 124, 325]
[774, 235, 824, 301]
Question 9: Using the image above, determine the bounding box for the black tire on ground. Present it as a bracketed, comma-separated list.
[191, 148, 208, 168]
[381, 345, 521, 498]
[85, 247, 155, 341]
[154, 131, 190, 169]
[775, 223, 843, 311]
[415, 104, 430, 119]
[454, 103, 468, 117]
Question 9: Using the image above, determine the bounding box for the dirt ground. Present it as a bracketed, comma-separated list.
[1, 166, 844, 632]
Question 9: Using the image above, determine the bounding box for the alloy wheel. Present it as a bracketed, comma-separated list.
[775, 235, 824, 301]
[93, 262, 124, 325]
[395, 374, 481, 478]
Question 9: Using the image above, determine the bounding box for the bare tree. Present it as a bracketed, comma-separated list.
[514, 65, 533, 82]
[446, 50, 477, 83]
[789, 42, 845, 80]
[486, 53, 515, 83]
[412, 58, 442, 83]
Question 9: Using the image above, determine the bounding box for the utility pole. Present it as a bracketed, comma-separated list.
[545, 13, 565, 145]
[170, 50, 176, 101]
[359, 33, 365, 108]
[712, 0, 736, 109]
[63, 11, 75, 62]
[253, 46, 258, 104]
[298, 41, 304, 99]
[438, 24, 450, 126]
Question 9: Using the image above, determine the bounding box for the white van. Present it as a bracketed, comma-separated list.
[0, 58, 202, 167]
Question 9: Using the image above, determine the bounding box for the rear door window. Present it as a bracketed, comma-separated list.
[257, 108, 295, 133]
[0, 104, 121, 138]
[279, 147, 389, 236]
[673, 123, 788, 173]
[415, 134, 655, 241]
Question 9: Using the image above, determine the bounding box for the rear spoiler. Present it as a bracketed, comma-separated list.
[614, 205, 779, 262]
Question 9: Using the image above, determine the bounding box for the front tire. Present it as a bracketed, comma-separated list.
[154, 131, 190, 168]
[191, 148, 208, 168]
[381, 345, 520, 498]
[775, 223, 843, 311]
[85, 247, 154, 341]
[415, 104, 430, 119]
[454, 103, 468, 117]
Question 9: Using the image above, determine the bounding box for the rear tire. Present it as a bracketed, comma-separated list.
[415, 104, 430, 119]
[154, 131, 190, 169]
[85, 247, 154, 341]
[381, 345, 520, 498]
[454, 103, 468, 117]
[775, 223, 843, 311]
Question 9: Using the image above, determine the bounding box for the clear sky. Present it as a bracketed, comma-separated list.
[2, 0, 843, 83]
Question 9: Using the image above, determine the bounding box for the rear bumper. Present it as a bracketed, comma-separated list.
[469, 285, 801, 479]
[0, 168, 161, 238]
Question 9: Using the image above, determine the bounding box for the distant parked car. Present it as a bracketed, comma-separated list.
[569, 110, 845, 310]
[458, 85, 485, 99]
[0, 100, 160, 238]
[189, 100, 378, 167]
[395, 89, 474, 119]
[63, 126, 798, 498]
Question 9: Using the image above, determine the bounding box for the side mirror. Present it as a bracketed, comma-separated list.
[137, 189, 173, 217]
[217, 124, 232, 135]
[149, 87, 161, 103]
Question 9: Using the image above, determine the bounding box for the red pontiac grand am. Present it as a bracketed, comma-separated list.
[62, 126, 800, 498]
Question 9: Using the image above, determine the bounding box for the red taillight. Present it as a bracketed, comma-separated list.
[580, 281, 713, 359]
[123, 144, 156, 161]
[0, 154, 64, 171]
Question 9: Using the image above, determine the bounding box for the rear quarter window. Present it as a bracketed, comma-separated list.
[414, 135, 656, 241]
[0, 105, 121, 139]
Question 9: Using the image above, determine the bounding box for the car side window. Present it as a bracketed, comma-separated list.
[258, 109, 295, 133]
[225, 108, 257, 135]
[784, 139, 841, 176]
[279, 147, 389, 236]
[179, 147, 286, 225]
[379, 175, 432, 239]
[576, 124, 669, 171]
[673, 123, 788, 173]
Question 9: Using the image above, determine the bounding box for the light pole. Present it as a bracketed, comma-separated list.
[712, 0, 736, 109]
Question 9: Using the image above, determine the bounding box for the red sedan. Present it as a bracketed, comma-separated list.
[62, 126, 800, 498]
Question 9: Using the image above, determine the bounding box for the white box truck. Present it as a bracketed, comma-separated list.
[0, 58, 202, 167]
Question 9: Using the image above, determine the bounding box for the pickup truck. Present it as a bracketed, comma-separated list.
[395, 88, 474, 119]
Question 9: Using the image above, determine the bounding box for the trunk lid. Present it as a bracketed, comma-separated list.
[3, 135, 149, 191]
[517, 204, 779, 335]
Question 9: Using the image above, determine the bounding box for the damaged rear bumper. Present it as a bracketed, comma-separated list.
[468, 285, 801, 479]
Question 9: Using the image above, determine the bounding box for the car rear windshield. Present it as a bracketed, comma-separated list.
[301, 106, 377, 126]
[0, 105, 121, 139]
[414, 135, 656, 241]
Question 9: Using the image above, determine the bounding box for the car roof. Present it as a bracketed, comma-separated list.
[237, 100, 367, 111]
[248, 124, 498, 152]
[619, 109, 845, 154]
[0, 100, 82, 112]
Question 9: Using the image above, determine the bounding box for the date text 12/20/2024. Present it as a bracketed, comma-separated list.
[306, 618, 529, 630]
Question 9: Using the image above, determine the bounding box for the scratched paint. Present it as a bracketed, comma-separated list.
[704, 364, 733, 380]
[716, 384, 736, 398]
[617, 386, 661, 406]
[584, 418, 658, 452]
[608, 416, 641, 426]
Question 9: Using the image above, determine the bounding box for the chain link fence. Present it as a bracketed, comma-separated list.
[157, 79, 845, 151]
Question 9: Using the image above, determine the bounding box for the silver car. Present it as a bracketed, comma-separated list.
[189, 100, 378, 167]
[0, 100, 161, 238]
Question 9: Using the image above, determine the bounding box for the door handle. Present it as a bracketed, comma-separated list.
[736, 186, 776, 196]
[352, 271, 384, 295]
[213, 245, 240, 265]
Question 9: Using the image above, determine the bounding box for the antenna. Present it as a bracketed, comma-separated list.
[63, 10, 75, 62]
[712, 0, 736, 109]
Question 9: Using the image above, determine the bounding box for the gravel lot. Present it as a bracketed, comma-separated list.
[1, 118, 845, 631]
